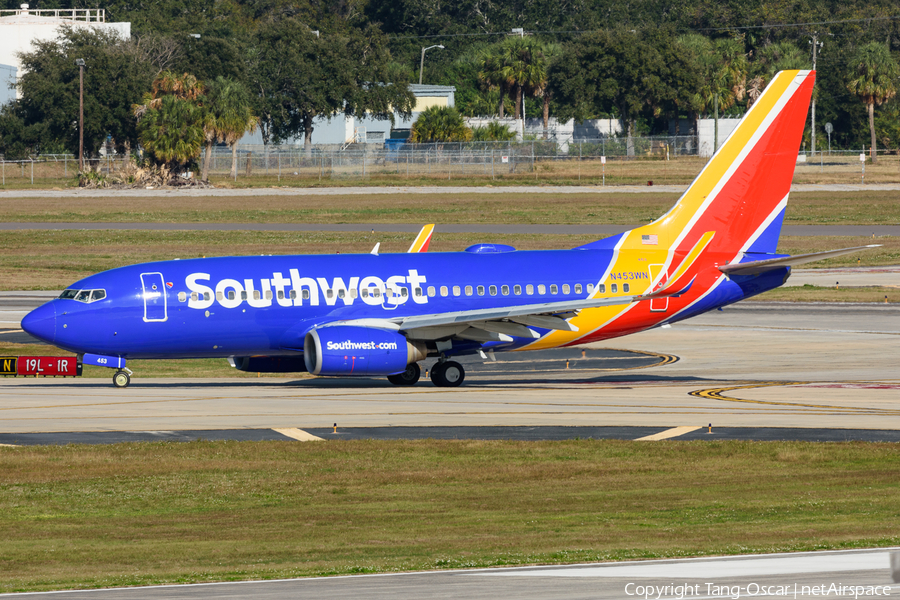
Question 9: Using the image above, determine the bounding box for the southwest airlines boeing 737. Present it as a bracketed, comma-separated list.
[21, 70, 877, 388]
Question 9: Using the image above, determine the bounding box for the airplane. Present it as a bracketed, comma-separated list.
[21, 70, 878, 388]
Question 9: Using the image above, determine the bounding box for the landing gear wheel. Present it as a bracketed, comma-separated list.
[430, 361, 465, 387]
[112, 370, 130, 388]
[387, 362, 421, 386]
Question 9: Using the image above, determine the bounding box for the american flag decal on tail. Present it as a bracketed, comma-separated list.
[642, 234, 658, 245]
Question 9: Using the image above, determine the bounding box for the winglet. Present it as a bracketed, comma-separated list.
[408, 224, 435, 253]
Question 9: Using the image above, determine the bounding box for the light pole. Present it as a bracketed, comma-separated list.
[418, 45, 444, 85]
[75, 58, 85, 171]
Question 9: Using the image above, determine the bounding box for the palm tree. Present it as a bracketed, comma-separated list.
[409, 106, 472, 143]
[748, 42, 807, 106]
[689, 36, 748, 152]
[137, 94, 204, 172]
[479, 51, 509, 118]
[847, 42, 900, 163]
[201, 77, 259, 180]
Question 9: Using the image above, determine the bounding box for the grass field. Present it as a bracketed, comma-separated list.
[1, 230, 897, 291]
[0, 440, 897, 593]
[2, 190, 900, 225]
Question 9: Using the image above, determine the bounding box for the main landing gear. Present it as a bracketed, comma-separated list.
[387, 362, 421, 386]
[430, 360, 465, 387]
[385, 360, 466, 387]
[112, 368, 133, 388]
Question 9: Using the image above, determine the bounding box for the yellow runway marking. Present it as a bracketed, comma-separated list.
[635, 426, 702, 441]
[690, 382, 900, 415]
[273, 428, 324, 442]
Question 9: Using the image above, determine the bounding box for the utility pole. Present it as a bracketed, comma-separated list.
[809, 34, 822, 157]
[418, 45, 444, 85]
[75, 58, 85, 171]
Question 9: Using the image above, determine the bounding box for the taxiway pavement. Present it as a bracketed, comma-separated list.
[1, 302, 898, 436]
[0, 547, 896, 599]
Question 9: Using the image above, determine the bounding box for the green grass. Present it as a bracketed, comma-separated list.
[2, 190, 900, 225]
[757, 285, 900, 303]
[0, 440, 898, 592]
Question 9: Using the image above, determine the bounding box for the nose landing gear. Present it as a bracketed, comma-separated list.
[112, 368, 133, 388]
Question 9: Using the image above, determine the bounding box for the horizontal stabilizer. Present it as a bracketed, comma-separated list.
[719, 245, 881, 276]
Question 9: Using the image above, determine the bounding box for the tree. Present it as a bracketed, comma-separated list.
[201, 76, 258, 180]
[133, 71, 206, 174]
[409, 106, 472, 142]
[472, 121, 516, 141]
[747, 41, 807, 105]
[136, 93, 204, 172]
[846, 42, 899, 162]
[14, 25, 154, 158]
[247, 20, 413, 152]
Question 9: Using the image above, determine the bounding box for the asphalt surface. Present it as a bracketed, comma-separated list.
[1, 548, 896, 599]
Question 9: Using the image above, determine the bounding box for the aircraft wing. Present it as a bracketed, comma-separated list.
[720, 245, 881, 276]
[320, 276, 695, 343]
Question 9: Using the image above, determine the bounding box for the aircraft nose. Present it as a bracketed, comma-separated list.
[21, 302, 56, 344]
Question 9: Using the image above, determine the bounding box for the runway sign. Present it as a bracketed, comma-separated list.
[0, 356, 81, 377]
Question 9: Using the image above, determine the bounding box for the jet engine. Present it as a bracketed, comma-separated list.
[304, 326, 426, 376]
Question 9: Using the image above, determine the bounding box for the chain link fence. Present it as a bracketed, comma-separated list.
[1, 140, 898, 186]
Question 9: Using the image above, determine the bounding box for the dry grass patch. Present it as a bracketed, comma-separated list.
[0, 440, 898, 592]
[756, 285, 900, 303]
[777, 236, 900, 267]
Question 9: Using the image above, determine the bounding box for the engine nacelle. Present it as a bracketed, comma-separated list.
[230, 356, 308, 373]
[304, 326, 426, 376]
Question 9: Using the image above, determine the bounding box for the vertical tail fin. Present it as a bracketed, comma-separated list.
[627, 70, 815, 257]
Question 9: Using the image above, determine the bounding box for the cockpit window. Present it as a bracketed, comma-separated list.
[59, 289, 107, 303]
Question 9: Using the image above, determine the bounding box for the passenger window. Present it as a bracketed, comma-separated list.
[241, 291, 248, 300]
[191, 292, 198, 301]
[415, 287, 423, 297]
[373, 289, 381, 298]
[227, 291, 235, 300]
[401, 288, 409, 297]
[265, 290, 273, 300]
[587, 283, 594, 294]
[91, 289, 106, 302]
[538, 284, 546, 295]
[302, 289, 310, 300]
[338, 289, 345, 299]
[465, 285, 473, 296]
[489, 285, 497, 296]
[597, 284, 605, 293]
[441, 286, 449, 297]
[550, 284, 558, 295]
[477, 285, 485, 296]
[325, 289, 333, 299]
[204, 292, 211, 301]
[216, 291, 224, 301]
[361, 289, 368, 298]
[350, 289, 358, 299]
[514, 285, 521, 295]
[278, 290, 286, 300]
[178, 292, 186, 302]
[562, 284, 570, 294]
[575, 284, 582, 294]
[623, 283, 630, 293]
[454, 286, 461, 296]
[427, 286, 436, 297]
[290, 290, 296, 300]
[526, 284, 534, 295]
[254, 290, 261, 300]
[611, 283, 618, 293]
[501, 285, 509, 296]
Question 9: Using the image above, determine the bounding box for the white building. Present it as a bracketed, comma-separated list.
[0, 5, 130, 96]
[697, 118, 741, 157]
[238, 84, 457, 148]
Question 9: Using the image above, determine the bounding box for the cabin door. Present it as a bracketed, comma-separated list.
[140, 272, 168, 322]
